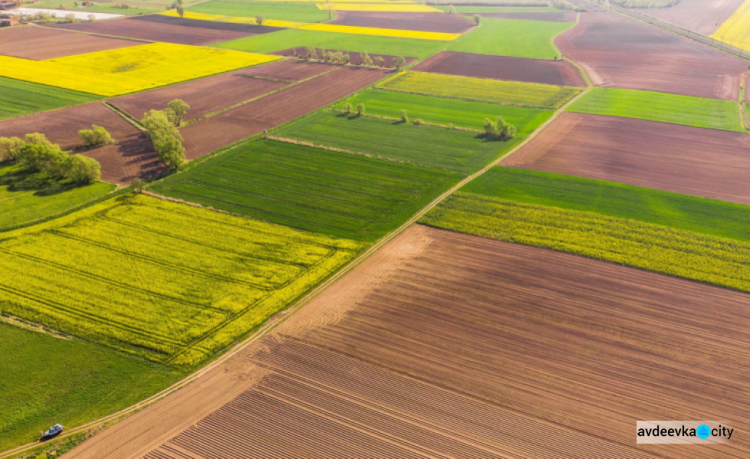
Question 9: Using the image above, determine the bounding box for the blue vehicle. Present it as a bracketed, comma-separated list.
[40, 424, 63, 440]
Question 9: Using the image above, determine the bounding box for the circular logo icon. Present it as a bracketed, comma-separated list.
[697, 424, 711, 439]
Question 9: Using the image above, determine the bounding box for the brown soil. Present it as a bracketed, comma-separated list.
[53, 17, 253, 45]
[110, 69, 289, 122]
[0, 102, 162, 184]
[635, 0, 745, 35]
[180, 66, 390, 159]
[239, 59, 336, 81]
[0, 25, 138, 60]
[556, 12, 748, 99]
[503, 112, 750, 204]
[272, 48, 419, 66]
[70, 225, 750, 457]
[129, 14, 282, 35]
[412, 51, 587, 86]
[468, 11, 576, 21]
[329, 10, 475, 33]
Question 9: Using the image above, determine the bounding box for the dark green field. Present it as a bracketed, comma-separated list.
[0, 77, 101, 120]
[335, 90, 553, 136]
[466, 167, 750, 242]
[150, 140, 461, 241]
[190, 0, 331, 23]
[0, 321, 182, 451]
[275, 112, 520, 174]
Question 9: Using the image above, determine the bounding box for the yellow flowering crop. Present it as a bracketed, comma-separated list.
[316, 3, 443, 12]
[0, 43, 280, 97]
[711, 1, 750, 52]
[265, 0, 418, 3]
[300, 23, 459, 40]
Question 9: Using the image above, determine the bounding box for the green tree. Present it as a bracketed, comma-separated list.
[393, 56, 406, 69]
[63, 154, 101, 183]
[373, 56, 385, 67]
[447, 4, 456, 14]
[141, 109, 185, 170]
[0, 137, 24, 162]
[131, 177, 145, 193]
[361, 52, 373, 66]
[177, 5, 184, 17]
[255, 15, 264, 25]
[17, 142, 67, 176]
[473, 14, 481, 25]
[306, 46, 318, 61]
[166, 99, 190, 126]
[355, 103, 365, 116]
[400, 109, 408, 123]
[24, 132, 56, 149]
[344, 103, 353, 114]
[78, 124, 113, 148]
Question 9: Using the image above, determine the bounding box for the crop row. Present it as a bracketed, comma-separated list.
[421, 192, 750, 294]
[376, 71, 582, 109]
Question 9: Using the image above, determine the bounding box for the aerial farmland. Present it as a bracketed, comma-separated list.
[1, 0, 749, 457]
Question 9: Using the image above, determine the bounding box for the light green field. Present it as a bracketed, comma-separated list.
[377, 71, 582, 109]
[190, 0, 331, 22]
[421, 192, 750, 294]
[466, 167, 750, 243]
[334, 90, 553, 135]
[567, 88, 746, 132]
[276, 111, 520, 174]
[0, 77, 101, 120]
[441, 6, 565, 12]
[0, 163, 116, 232]
[0, 195, 364, 368]
[0, 321, 182, 451]
[212, 28, 445, 58]
[447, 17, 573, 59]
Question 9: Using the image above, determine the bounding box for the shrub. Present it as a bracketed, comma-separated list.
[306, 46, 318, 61]
[393, 56, 406, 69]
[344, 103, 353, 114]
[141, 110, 185, 170]
[447, 4, 456, 14]
[373, 56, 385, 67]
[355, 103, 365, 115]
[0, 137, 24, 162]
[131, 178, 145, 193]
[78, 124, 114, 148]
[361, 52, 373, 67]
[255, 15, 264, 25]
[63, 154, 101, 184]
[400, 109, 408, 123]
[412, 118, 425, 125]
[473, 14, 481, 25]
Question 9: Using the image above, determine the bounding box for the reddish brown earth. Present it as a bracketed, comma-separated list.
[68, 225, 750, 458]
[412, 51, 587, 86]
[329, 11, 475, 33]
[467, 11, 576, 21]
[635, 0, 745, 35]
[180, 66, 390, 159]
[503, 112, 750, 204]
[53, 17, 254, 45]
[272, 48, 418, 65]
[0, 25, 139, 60]
[128, 14, 281, 34]
[0, 102, 162, 184]
[239, 59, 336, 81]
[556, 12, 748, 99]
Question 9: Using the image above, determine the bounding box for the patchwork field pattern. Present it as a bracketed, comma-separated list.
[422, 193, 750, 293]
[130, 226, 750, 459]
[557, 12, 748, 100]
[0, 195, 363, 368]
[276, 111, 519, 174]
[413, 51, 586, 86]
[187, 1, 331, 23]
[330, 11, 475, 33]
[470, 11, 576, 21]
[335, 90, 553, 135]
[316, 3, 442, 12]
[151, 140, 461, 241]
[0, 43, 279, 97]
[0, 77, 101, 120]
[447, 17, 573, 59]
[711, 0, 750, 52]
[134, 14, 283, 34]
[0, 26, 139, 60]
[636, 0, 745, 35]
[567, 87, 746, 132]
[377, 71, 582, 109]
[503, 113, 750, 205]
[298, 23, 461, 40]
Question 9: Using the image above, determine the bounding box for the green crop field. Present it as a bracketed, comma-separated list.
[151, 140, 461, 241]
[213, 29, 445, 58]
[441, 6, 565, 12]
[0, 321, 182, 451]
[377, 72, 582, 109]
[466, 167, 750, 242]
[334, 90, 553, 135]
[190, 0, 331, 23]
[0, 163, 116, 231]
[567, 88, 746, 132]
[0, 77, 101, 120]
[447, 17, 573, 59]
[276, 111, 520, 174]
[0, 195, 364, 368]
[23, 0, 163, 15]
[421, 192, 750, 294]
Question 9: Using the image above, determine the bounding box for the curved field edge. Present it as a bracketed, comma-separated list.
[420, 192, 750, 294]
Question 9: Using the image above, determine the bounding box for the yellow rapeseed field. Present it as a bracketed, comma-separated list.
[163, 10, 307, 28]
[316, 3, 443, 12]
[301, 23, 459, 40]
[711, 1, 750, 52]
[0, 43, 279, 97]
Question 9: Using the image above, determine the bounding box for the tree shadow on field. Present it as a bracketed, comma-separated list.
[0, 162, 84, 197]
[475, 133, 513, 144]
[335, 112, 363, 120]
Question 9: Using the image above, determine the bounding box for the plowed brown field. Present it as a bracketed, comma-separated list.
[69, 226, 750, 458]
[412, 51, 586, 86]
[240, 59, 334, 81]
[503, 112, 750, 204]
[271, 48, 417, 67]
[635, 0, 745, 35]
[53, 17, 252, 45]
[468, 11, 576, 21]
[180, 66, 389, 159]
[0, 26, 138, 60]
[556, 12, 747, 99]
[128, 14, 281, 34]
[0, 102, 161, 184]
[329, 11, 475, 33]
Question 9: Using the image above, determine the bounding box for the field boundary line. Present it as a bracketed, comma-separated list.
[327, 108, 484, 133]
[33, 22, 156, 44]
[561, 13, 594, 88]
[739, 73, 750, 131]
[102, 101, 146, 132]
